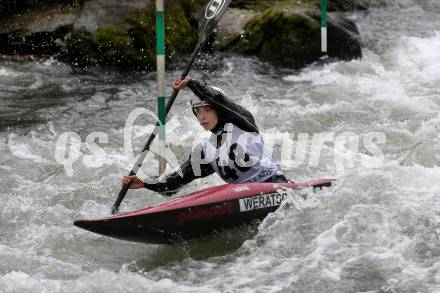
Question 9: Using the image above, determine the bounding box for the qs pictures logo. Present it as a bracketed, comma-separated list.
[205, 0, 225, 19]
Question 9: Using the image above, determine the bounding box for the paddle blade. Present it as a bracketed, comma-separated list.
[198, 0, 232, 42]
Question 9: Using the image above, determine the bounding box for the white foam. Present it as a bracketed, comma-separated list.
[7, 134, 51, 164]
[284, 33, 440, 117]
[0, 67, 20, 77]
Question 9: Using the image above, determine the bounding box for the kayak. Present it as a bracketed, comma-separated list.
[74, 179, 334, 244]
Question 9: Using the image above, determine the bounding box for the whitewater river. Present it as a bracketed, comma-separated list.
[1, 0, 440, 292]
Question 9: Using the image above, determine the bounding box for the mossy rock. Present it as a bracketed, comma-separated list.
[231, 0, 361, 67]
[234, 2, 320, 66]
[92, 24, 150, 69]
[60, 1, 198, 69]
[178, 0, 205, 29]
[0, 26, 71, 56]
[58, 29, 95, 68]
[126, 2, 198, 68]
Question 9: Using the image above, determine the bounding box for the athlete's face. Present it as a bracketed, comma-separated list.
[195, 106, 218, 131]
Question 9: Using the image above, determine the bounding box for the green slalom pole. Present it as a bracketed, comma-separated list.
[156, 0, 166, 179]
[321, 0, 327, 53]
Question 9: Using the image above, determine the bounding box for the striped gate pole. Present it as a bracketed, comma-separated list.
[156, 0, 167, 181]
[321, 0, 327, 53]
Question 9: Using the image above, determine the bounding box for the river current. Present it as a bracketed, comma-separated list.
[1, 1, 440, 292]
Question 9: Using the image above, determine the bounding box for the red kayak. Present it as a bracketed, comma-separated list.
[74, 179, 334, 244]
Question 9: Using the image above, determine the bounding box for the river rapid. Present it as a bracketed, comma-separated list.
[1, 1, 440, 292]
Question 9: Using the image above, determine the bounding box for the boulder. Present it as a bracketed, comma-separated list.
[59, 1, 198, 69]
[0, 5, 78, 55]
[74, 0, 151, 33]
[0, 0, 79, 18]
[328, 0, 392, 12]
[228, 1, 362, 67]
[216, 8, 257, 49]
[328, 0, 370, 12]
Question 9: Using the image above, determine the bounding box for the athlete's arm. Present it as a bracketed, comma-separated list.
[122, 154, 214, 196]
[144, 154, 214, 196]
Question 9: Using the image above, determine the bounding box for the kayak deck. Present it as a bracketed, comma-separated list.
[74, 179, 334, 244]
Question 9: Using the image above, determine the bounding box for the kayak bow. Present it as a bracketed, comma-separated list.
[74, 179, 334, 244]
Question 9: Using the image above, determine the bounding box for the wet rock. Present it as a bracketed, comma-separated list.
[57, 29, 96, 68]
[0, 10, 75, 34]
[74, 0, 151, 33]
[60, 1, 198, 69]
[0, 0, 79, 18]
[228, 1, 362, 68]
[0, 5, 77, 55]
[327, 12, 363, 60]
[328, 0, 370, 12]
[216, 8, 257, 50]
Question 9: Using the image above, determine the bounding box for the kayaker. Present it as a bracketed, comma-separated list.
[122, 77, 288, 195]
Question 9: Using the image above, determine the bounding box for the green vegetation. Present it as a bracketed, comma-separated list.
[126, 3, 198, 68]
[60, 4, 197, 70]
[92, 24, 148, 68]
[61, 1, 198, 69]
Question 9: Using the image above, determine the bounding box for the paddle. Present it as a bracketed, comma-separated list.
[111, 0, 232, 214]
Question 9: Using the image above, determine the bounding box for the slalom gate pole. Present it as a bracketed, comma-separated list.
[321, 0, 327, 53]
[156, 0, 167, 181]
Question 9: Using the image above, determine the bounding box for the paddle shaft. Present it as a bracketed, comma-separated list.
[111, 41, 204, 214]
[111, 0, 233, 214]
